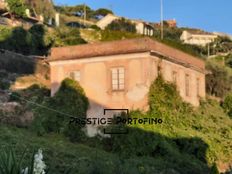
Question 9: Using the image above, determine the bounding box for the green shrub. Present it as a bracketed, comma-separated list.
[148, 75, 185, 115]
[0, 79, 10, 90]
[223, 92, 232, 117]
[51, 27, 87, 47]
[106, 18, 136, 33]
[90, 25, 101, 31]
[101, 30, 140, 42]
[32, 78, 89, 142]
[6, 0, 27, 18]
[210, 163, 219, 174]
[9, 92, 21, 102]
[206, 61, 232, 98]
[0, 25, 53, 56]
[0, 26, 12, 42]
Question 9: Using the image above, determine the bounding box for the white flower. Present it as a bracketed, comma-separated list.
[33, 149, 46, 174]
[21, 167, 28, 174]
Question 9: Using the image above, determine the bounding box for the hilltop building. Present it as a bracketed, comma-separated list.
[154, 19, 177, 28]
[180, 30, 218, 46]
[0, 0, 60, 28]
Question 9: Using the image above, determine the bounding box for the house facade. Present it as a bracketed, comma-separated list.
[180, 30, 218, 46]
[0, 0, 6, 7]
[49, 37, 205, 111]
[96, 14, 154, 36]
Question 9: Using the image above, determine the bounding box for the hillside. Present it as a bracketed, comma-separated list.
[0, 2, 232, 174]
[24, 0, 55, 18]
[0, 78, 231, 173]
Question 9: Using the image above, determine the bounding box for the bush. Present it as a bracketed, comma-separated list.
[223, 92, 232, 117]
[148, 76, 184, 115]
[90, 25, 101, 31]
[50, 27, 87, 46]
[6, 0, 27, 18]
[106, 18, 136, 33]
[206, 61, 232, 98]
[32, 78, 89, 141]
[0, 25, 53, 56]
[101, 30, 140, 42]
[0, 79, 10, 90]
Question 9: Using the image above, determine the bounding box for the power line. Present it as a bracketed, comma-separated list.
[6, 91, 80, 119]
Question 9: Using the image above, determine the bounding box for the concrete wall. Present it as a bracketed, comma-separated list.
[96, 14, 119, 29]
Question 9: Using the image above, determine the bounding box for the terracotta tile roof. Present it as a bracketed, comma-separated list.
[49, 37, 205, 71]
[184, 29, 213, 35]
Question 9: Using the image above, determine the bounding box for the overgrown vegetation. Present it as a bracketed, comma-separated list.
[49, 27, 87, 47]
[55, 4, 113, 20]
[106, 18, 136, 33]
[100, 30, 141, 41]
[0, 25, 87, 55]
[0, 25, 52, 55]
[6, 0, 27, 18]
[32, 78, 89, 142]
[223, 92, 232, 118]
[0, 76, 231, 173]
[206, 58, 232, 98]
[0, 77, 232, 174]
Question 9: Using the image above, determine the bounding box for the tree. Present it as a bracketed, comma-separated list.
[62, 4, 94, 19]
[32, 78, 89, 141]
[94, 8, 113, 19]
[223, 92, 232, 117]
[206, 61, 232, 98]
[225, 54, 232, 68]
[29, 24, 54, 56]
[6, 0, 27, 18]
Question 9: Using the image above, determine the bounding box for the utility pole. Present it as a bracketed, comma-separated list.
[160, 0, 164, 40]
[83, 3, 86, 27]
[207, 43, 210, 57]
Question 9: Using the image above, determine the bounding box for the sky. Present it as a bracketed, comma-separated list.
[54, 0, 232, 34]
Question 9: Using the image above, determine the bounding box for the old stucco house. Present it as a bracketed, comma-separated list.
[49, 37, 205, 110]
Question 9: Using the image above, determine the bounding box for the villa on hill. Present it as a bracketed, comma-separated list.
[48, 38, 205, 120]
[180, 30, 218, 46]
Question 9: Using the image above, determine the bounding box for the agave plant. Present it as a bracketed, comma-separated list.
[0, 148, 46, 174]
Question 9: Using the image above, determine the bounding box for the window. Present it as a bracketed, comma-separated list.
[185, 74, 190, 97]
[196, 78, 200, 97]
[111, 67, 125, 91]
[70, 71, 80, 82]
[172, 71, 177, 84]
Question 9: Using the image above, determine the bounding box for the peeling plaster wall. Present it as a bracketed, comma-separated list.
[50, 52, 205, 116]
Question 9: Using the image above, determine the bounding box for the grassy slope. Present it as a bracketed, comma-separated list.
[0, 99, 231, 173]
[133, 100, 232, 164]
